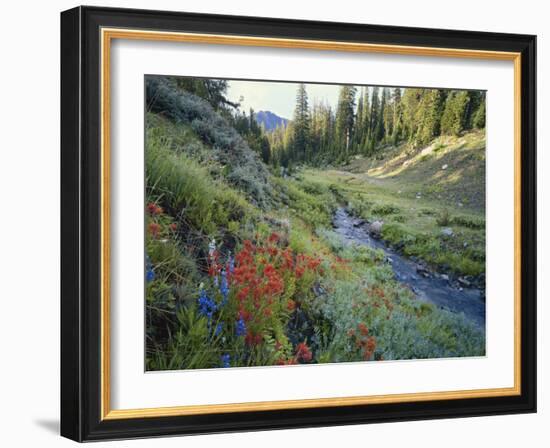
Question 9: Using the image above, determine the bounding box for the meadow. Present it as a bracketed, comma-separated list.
[145, 76, 486, 370]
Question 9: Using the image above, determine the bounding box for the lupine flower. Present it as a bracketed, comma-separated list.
[145, 255, 155, 282]
[228, 255, 235, 274]
[219, 269, 229, 306]
[221, 354, 231, 368]
[198, 289, 216, 319]
[235, 317, 246, 337]
[214, 322, 223, 337]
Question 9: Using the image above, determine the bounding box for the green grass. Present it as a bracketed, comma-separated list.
[298, 130, 486, 277]
[311, 230, 484, 361]
[145, 103, 486, 370]
[146, 120, 256, 237]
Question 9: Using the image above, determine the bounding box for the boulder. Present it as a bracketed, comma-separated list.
[458, 277, 471, 287]
[441, 227, 454, 237]
[441, 164, 448, 170]
[416, 266, 431, 278]
[370, 220, 384, 236]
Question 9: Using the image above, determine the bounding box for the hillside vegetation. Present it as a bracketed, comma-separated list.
[145, 77, 486, 371]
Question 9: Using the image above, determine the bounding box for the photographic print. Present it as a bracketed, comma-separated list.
[144, 76, 487, 371]
[61, 9, 536, 439]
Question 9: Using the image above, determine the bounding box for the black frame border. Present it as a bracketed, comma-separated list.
[61, 6, 536, 442]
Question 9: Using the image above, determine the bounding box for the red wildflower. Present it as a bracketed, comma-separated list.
[238, 309, 252, 322]
[237, 286, 250, 302]
[358, 323, 369, 336]
[363, 336, 377, 360]
[245, 331, 263, 346]
[169, 223, 177, 231]
[287, 299, 296, 312]
[268, 232, 280, 243]
[295, 342, 312, 363]
[148, 222, 161, 238]
[146, 202, 163, 216]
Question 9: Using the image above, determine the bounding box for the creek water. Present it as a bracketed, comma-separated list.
[332, 207, 486, 328]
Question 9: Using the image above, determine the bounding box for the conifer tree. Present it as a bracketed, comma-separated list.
[416, 89, 445, 146]
[382, 88, 393, 143]
[335, 86, 357, 154]
[354, 89, 365, 150]
[391, 87, 403, 145]
[367, 87, 380, 152]
[473, 96, 486, 129]
[292, 84, 311, 161]
[441, 91, 470, 136]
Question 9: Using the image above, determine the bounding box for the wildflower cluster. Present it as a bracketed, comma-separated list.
[198, 288, 217, 321]
[348, 323, 377, 361]
[231, 234, 321, 352]
[275, 341, 313, 365]
[146, 202, 178, 240]
[367, 286, 395, 320]
[196, 232, 323, 367]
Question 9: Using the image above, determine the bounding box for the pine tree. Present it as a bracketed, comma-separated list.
[335, 86, 357, 154]
[382, 88, 393, 143]
[292, 84, 311, 162]
[416, 89, 445, 146]
[361, 88, 371, 152]
[441, 91, 470, 136]
[367, 87, 380, 152]
[354, 89, 365, 150]
[391, 88, 403, 145]
[473, 95, 486, 129]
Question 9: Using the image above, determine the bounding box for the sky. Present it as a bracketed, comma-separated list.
[227, 80, 347, 119]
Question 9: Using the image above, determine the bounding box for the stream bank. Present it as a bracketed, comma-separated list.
[332, 207, 486, 328]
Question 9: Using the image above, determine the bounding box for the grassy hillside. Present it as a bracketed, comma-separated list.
[345, 130, 486, 211]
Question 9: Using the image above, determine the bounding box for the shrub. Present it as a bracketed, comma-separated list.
[146, 128, 254, 236]
[146, 76, 274, 207]
[436, 209, 451, 226]
[372, 204, 401, 216]
[315, 276, 484, 363]
[451, 215, 485, 229]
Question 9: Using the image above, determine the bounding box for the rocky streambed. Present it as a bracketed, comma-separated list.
[332, 207, 486, 328]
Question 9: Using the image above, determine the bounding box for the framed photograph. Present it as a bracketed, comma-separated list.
[60, 6, 536, 441]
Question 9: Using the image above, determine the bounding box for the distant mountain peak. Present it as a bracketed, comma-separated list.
[255, 110, 289, 131]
